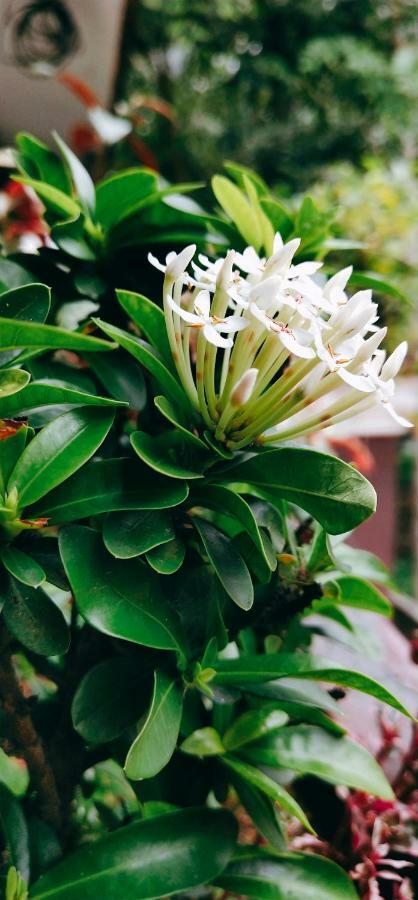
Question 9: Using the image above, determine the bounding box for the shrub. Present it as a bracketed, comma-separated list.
[0, 137, 412, 898]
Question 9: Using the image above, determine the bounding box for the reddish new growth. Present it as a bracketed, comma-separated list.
[290, 721, 418, 898]
[0, 180, 48, 251]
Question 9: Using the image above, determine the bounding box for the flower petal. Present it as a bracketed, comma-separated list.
[203, 323, 233, 348]
[166, 293, 201, 325]
[194, 290, 211, 318]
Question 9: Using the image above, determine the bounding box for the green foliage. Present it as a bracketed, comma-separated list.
[0, 132, 410, 898]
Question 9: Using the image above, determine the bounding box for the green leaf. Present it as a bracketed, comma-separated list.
[8, 408, 114, 508]
[0, 785, 30, 883]
[125, 671, 183, 780]
[53, 132, 96, 215]
[330, 542, 392, 585]
[191, 484, 276, 571]
[181, 727, 225, 757]
[103, 509, 174, 558]
[242, 724, 393, 799]
[94, 319, 190, 414]
[59, 526, 186, 655]
[349, 270, 411, 304]
[213, 652, 412, 717]
[29, 458, 189, 524]
[13, 176, 80, 224]
[0, 749, 29, 797]
[0, 369, 30, 398]
[215, 848, 358, 899]
[146, 536, 185, 575]
[0, 260, 33, 294]
[334, 575, 392, 616]
[306, 527, 336, 575]
[30, 807, 237, 900]
[225, 447, 376, 534]
[95, 169, 158, 229]
[131, 431, 207, 479]
[72, 658, 151, 744]
[0, 283, 50, 322]
[228, 774, 286, 850]
[88, 350, 146, 410]
[0, 382, 124, 417]
[154, 396, 207, 450]
[116, 290, 173, 367]
[3, 580, 69, 656]
[192, 516, 254, 610]
[1, 547, 46, 588]
[16, 131, 71, 195]
[221, 755, 314, 833]
[212, 175, 262, 250]
[0, 424, 28, 495]
[260, 197, 294, 239]
[0, 318, 114, 353]
[224, 708, 288, 751]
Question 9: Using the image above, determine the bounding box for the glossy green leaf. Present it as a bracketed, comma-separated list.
[181, 727, 225, 757]
[154, 396, 207, 449]
[3, 581, 69, 656]
[95, 169, 158, 229]
[225, 447, 376, 533]
[221, 755, 314, 832]
[0, 424, 28, 495]
[0, 749, 29, 797]
[334, 576, 392, 616]
[191, 484, 276, 571]
[131, 430, 207, 479]
[0, 382, 123, 417]
[103, 509, 174, 558]
[59, 526, 186, 654]
[125, 671, 183, 779]
[16, 131, 71, 194]
[0, 369, 30, 398]
[1, 547, 46, 588]
[13, 176, 80, 219]
[29, 458, 189, 524]
[224, 708, 288, 751]
[30, 808, 237, 899]
[94, 319, 190, 414]
[146, 536, 185, 574]
[116, 290, 173, 367]
[260, 197, 294, 238]
[8, 408, 114, 508]
[243, 724, 393, 798]
[228, 774, 286, 850]
[0, 785, 30, 883]
[215, 848, 358, 899]
[214, 652, 412, 716]
[0, 283, 50, 322]
[192, 516, 254, 610]
[212, 175, 262, 249]
[72, 658, 151, 744]
[88, 350, 146, 410]
[53, 132, 96, 215]
[0, 318, 114, 353]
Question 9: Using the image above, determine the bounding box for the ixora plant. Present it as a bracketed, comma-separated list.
[0, 135, 414, 899]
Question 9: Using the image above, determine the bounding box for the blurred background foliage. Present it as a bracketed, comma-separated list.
[117, 0, 418, 190]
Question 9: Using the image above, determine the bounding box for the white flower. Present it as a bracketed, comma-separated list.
[166, 289, 248, 348]
[148, 244, 196, 280]
[249, 303, 316, 359]
[150, 234, 410, 446]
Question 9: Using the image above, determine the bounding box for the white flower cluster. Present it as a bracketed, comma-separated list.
[149, 236, 411, 449]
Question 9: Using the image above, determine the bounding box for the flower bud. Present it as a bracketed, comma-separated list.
[230, 368, 258, 407]
[166, 244, 196, 280]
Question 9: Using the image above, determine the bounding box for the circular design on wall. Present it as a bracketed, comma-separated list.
[2, 0, 80, 75]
